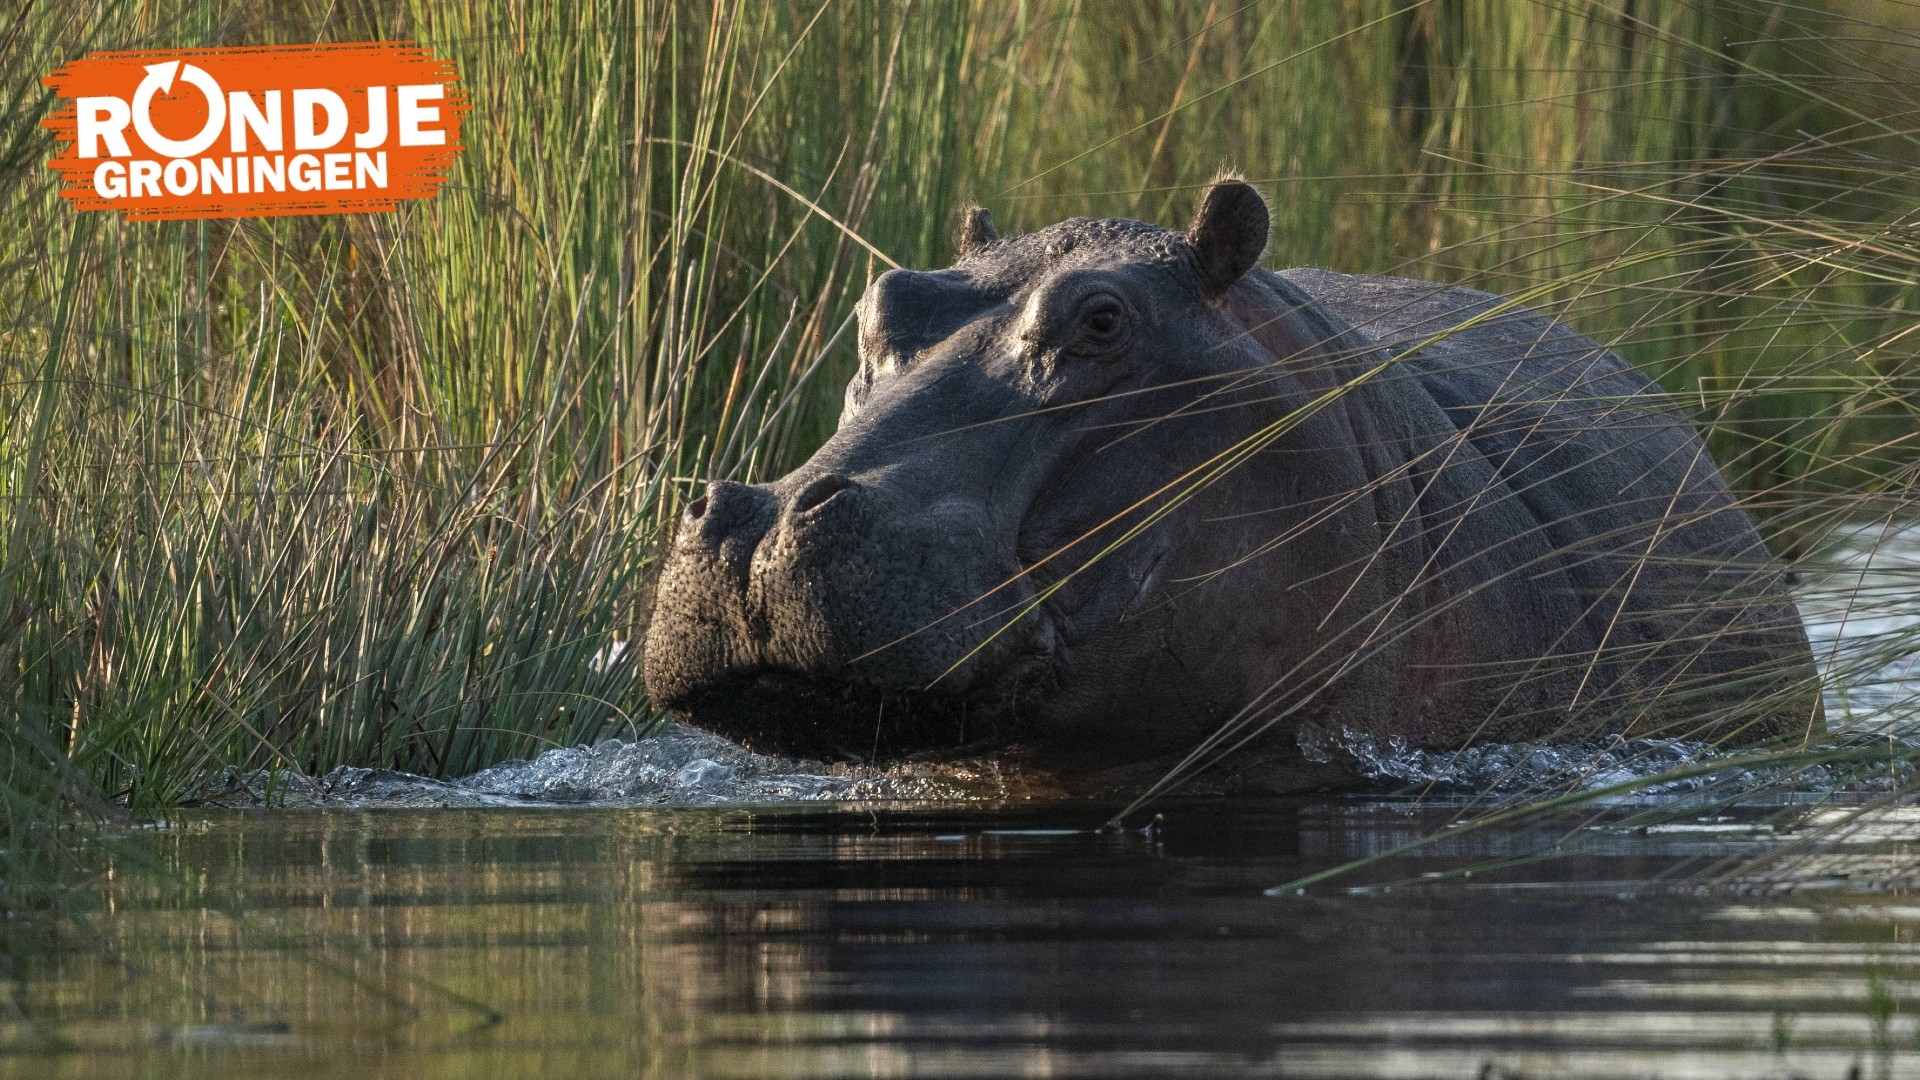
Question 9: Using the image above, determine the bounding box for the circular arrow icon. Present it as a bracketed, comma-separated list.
[132, 61, 226, 159]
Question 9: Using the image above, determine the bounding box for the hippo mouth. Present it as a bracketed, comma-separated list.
[656, 666, 1035, 762]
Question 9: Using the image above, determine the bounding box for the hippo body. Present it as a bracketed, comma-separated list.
[643, 181, 1821, 791]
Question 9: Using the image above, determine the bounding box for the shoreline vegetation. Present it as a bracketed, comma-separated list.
[6, 0, 1920, 936]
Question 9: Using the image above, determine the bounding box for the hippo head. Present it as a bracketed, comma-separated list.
[644, 181, 1357, 768]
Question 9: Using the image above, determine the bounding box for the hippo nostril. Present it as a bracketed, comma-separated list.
[678, 480, 777, 556]
[792, 474, 855, 515]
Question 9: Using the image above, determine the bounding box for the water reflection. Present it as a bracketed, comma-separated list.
[9, 801, 1920, 1077]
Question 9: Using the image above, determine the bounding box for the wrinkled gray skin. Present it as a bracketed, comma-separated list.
[643, 181, 1821, 788]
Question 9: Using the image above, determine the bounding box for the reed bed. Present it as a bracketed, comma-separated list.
[4, 0, 1920, 923]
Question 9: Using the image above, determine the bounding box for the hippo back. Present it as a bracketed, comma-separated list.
[1272, 268, 1821, 745]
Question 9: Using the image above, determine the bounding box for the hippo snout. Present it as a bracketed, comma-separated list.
[667, 480, 777, 604]
[682, 478, 776, 540]
[642, 470, 1046, 760]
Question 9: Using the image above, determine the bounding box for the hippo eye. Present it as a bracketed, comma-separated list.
[1073, 293, 1129, 352]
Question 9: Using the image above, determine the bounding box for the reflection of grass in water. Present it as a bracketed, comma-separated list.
[1866, 955, 1896, 1070]
[4, 0, 1920, 950]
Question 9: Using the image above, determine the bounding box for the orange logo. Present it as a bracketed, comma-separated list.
[42, 42, 465, 220]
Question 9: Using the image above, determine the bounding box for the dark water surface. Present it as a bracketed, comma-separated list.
[11, 799, 1920, 1079]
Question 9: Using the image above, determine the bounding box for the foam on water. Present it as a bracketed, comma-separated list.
[210, 720, 1004, 808]
[1295, 722, 1725, 797]
[210, 520, 1920, 808]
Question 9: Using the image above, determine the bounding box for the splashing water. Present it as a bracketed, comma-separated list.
[1292, 720, 1918, 804]
[205, 721, 1009, 808]
[1292, 721, 1726, 797]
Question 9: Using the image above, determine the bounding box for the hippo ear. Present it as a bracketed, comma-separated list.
[1184, 179, 1269, 299]
[956, 205, 998, 257]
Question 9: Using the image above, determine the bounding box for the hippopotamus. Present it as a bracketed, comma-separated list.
[642, 178, 1822, 792]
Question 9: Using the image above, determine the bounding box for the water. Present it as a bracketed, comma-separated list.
[13, 526, 1920, 1077]
[11, 800, 1920, 1078]
[1802, 519, 1920, 732]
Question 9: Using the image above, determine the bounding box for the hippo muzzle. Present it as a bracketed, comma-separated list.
[642, 466, 1054, 760]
